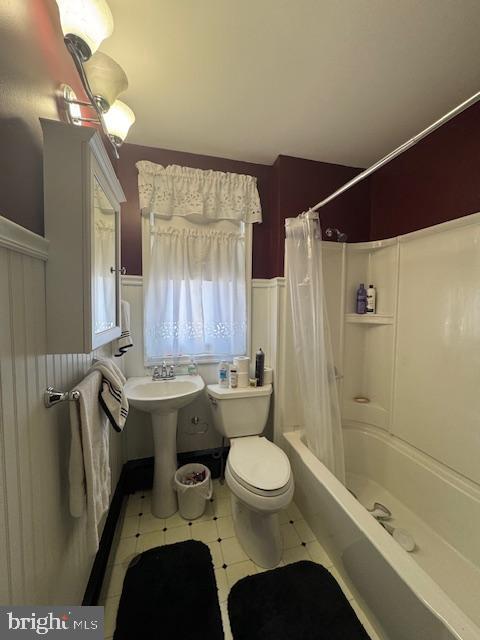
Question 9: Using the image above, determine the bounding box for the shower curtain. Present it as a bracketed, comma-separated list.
[285, 212, 345, 482]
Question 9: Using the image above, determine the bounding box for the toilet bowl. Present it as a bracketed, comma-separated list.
[207, 383, 294, 568]
[226, 436, 294, 567]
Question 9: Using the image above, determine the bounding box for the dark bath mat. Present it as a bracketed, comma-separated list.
[113, 540, 223, 640]
[228, 560, 370, 640]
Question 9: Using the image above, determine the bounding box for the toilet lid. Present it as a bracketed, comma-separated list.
[228, 437, 291, 491]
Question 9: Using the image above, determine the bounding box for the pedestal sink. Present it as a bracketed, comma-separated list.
[125, 375, 205, 518]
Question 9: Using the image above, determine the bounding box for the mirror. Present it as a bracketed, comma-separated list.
[93, 177, 117, 335]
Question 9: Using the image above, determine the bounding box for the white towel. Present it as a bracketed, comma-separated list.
[69, 370, 111, 553]
[91, 358, 129, 432]
[114, 300, 133, 357]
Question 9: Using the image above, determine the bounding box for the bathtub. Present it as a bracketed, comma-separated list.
[283, 428, 480, 640]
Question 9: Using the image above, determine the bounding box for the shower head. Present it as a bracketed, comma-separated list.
[325, 227, 347, 242]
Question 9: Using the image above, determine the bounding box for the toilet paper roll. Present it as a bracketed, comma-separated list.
[233, 356, 250, 374]
[237, 372, 249, 388]
[263, 367, 273, 385]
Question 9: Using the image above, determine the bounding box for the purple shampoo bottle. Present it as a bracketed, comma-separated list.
[356, 284, 367, 314]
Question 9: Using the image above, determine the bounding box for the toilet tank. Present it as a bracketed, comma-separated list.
[206, 384, 272, 438]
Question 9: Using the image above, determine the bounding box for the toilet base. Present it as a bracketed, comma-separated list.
[231, 493, 283, 569]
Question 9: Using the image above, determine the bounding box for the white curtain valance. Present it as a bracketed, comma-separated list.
[137, 160, 262, 224]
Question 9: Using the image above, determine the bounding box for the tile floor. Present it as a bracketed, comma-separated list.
[101, 480, 381, 639]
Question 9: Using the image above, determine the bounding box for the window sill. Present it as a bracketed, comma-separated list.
[145, 354, 247, 368]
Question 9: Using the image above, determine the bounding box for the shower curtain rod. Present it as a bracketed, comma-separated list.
[308, 89, 480, 214]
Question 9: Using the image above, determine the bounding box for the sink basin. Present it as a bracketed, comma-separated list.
[124, 374, 205, 518]
[125, 375, 205, 414]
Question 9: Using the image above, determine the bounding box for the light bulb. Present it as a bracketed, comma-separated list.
[56, 0, 113, 60]
[84, 52, 128, 112]
[103, 100, 135, 146]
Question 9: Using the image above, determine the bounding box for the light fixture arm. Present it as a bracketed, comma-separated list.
[64, 37, 119, 158]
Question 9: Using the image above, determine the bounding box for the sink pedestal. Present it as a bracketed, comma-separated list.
[151, 411, 178, 518]
[124, 375, 205, 519]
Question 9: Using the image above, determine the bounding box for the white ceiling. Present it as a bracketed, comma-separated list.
[102, 0, 480, 168]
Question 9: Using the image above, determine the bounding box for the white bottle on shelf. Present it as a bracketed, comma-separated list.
[366, 284, 376, 313]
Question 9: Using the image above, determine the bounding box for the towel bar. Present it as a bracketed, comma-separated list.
[44, 386, 80, 408]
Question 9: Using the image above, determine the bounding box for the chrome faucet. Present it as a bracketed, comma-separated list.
[152, 362, 176, 381]
[161, 361, 168, 379]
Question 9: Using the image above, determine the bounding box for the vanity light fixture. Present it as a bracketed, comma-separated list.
[56, 0, 136, 155]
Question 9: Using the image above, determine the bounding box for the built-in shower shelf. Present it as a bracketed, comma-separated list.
[345, 314, 394, 325]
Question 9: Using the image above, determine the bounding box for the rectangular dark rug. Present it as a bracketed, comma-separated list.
[228, 560, 371, 639]
[113, 540, 223, 639]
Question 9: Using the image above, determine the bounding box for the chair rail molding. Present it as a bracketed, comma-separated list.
[121, 274, 143, 287]
[121, 275, 286, 288]
[0, 215, 49, 261]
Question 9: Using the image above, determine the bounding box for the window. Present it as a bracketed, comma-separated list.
[138, 162, 261, 365]
[143, 217, 251, 363]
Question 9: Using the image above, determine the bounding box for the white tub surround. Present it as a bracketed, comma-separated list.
[277, 213, 480, 639]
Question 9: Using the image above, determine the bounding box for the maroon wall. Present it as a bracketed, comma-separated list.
[271, 155, 370, 276]
[118, 147, 370, 278]
[370, 101, 480, 240]
[0, 0, 114, 236]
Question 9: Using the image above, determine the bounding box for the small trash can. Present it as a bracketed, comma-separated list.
[174, 463, 212, 520]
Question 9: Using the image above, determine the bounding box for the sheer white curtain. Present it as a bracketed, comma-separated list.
[93, 209, 116, 334]
[94, 221, 116, 332]
[285, 212, 345, 482]
[144, 217, 246, 361]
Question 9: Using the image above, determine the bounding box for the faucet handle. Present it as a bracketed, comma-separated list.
[168, 364, 175, 378]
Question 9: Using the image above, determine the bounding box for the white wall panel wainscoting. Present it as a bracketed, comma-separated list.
[0, 216, 124, 605]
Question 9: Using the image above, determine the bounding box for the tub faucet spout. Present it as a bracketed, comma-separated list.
[368, 502, 392, 521]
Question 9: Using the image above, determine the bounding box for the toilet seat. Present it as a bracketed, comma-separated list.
[228, 464, 293, 498]
[228, 436, 291, 495]
[225, 462, 294, 514]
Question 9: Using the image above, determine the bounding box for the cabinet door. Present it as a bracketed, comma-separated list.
[92, 175, 120, 347]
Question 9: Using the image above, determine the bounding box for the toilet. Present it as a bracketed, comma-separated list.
[207, 383, 294, 568]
